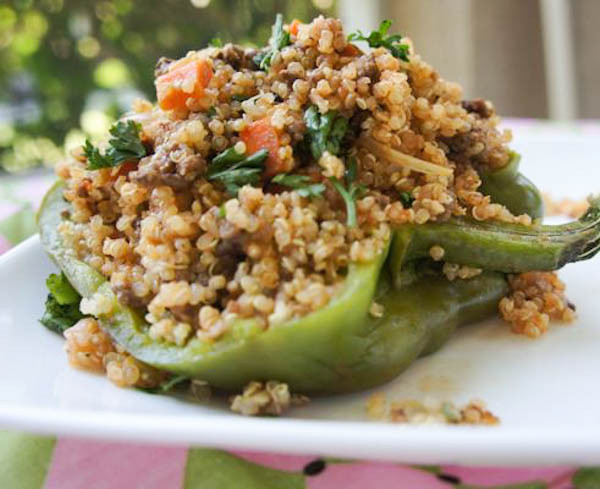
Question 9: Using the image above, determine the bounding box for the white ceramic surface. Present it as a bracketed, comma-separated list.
[1, 127, 600, 465]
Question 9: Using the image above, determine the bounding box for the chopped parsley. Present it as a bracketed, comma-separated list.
[207, 146, 268, 196]
[304, 106, 349, 160]
[40, 295, 83, 334]
[272, 173, 325, 198]
[330, 157, 366, 228]
[253, 13, 291, 71]
[209, 37, 223, 47]
[399, 191, 414, 209]
[84, 120, 146, 170]
[347, 19, 409, 62]
[40, 273, 84, 334]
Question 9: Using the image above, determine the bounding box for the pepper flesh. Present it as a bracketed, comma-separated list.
[39, 181, 508, 393]
[390, 208, 600, 288]
[479, 151, 544, 220]
[331, 270, 507, 391]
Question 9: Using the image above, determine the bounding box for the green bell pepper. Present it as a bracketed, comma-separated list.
[38, 181, 508, 393]
[389, 206, 600, 288]
[389, 157, 600, 287]
[336, 269, 507, 389]
[479, 151, 544, 220]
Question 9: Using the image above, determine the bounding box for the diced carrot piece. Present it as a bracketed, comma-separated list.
[289, 19, 302, 36]
[341, 43, 362, 57]
[116, 160, 139, 178]
[156, 58, 213, 111]
[106, 160, 139, 181]
[240, 119, 284, 177]
[82, 179, 93, 193]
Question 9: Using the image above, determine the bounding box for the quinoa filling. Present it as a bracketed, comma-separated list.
[54, 16, 534, 349]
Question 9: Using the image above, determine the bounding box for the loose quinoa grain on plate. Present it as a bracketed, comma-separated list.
[37, 15, 600, 416]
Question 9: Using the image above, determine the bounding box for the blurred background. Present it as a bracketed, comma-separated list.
[0, 0, 596, 173]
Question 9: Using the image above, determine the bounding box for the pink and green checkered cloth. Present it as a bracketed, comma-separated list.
[1, 431, 592, 489]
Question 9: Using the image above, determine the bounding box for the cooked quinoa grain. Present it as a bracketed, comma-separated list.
[429, 244, 445, 261]
[442, 262, 482, 281]
[369, 301, 385, 318]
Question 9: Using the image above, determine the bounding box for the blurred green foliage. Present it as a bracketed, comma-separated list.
[0, 0, 334, 172]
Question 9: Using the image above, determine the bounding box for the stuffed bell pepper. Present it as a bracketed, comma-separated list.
[38, 15, 600, 411]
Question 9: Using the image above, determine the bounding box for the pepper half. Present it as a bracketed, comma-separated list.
[39, 181, 509, 393]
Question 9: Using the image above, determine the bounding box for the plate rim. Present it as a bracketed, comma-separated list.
[2, 402, 600, 465]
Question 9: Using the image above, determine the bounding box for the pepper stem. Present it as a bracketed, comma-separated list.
[391, 195, 600, 277]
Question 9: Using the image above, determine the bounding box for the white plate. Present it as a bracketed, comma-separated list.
[1, 127, 600, 465]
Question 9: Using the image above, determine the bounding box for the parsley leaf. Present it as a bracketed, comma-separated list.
[272, 173, 326, 198]
[40, 295, 84, 334]
[39, 273, 84, 334]
[83, 140, 111, 169]
[207, 146, 268, 196]
[347, 19, 409, 62]
[84, 120, 146, 170]
[253, 13, 291, 71]
[304, 106, 349, 160]
[399, 191, 414, 209]
[209, 37, 223, 47]
[330, 157, 365, 227]
[330, 179, 358, 228]
[208, 146, 247, 174]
